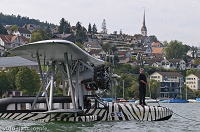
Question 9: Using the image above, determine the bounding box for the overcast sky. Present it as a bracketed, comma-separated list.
[1, 0, 200, 46]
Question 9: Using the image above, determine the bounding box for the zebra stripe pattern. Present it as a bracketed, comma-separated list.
[84, 102, 173, 121]
[0, 103, 172, 122]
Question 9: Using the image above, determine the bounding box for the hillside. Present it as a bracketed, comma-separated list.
[0, 12, 55, 27]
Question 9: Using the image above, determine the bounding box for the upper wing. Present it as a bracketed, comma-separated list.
[10, 40, 104, 66]
[0, 56, 37, 67]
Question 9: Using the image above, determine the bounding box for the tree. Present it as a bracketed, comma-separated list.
[148, 79, 160, 99]
[127, 78, 139, 99]
[0, 71, 11, 97]
[92, 24, 97, 34]
[102, 43, 111, 53]
[111, 45, 118, 52]
[58, 18, 66, 34]
[134, 34, 142, 38]
[45, 25, 52, 38]
[162, 40, 168, 47]
[15, 67, 38, 95]
[38, 24, 49, 40]
[88, 23, 92, 34]
[75, 21, 87, 44]
[165, 40, 184, 59]
[194, 57, 199, 65]
[6, 67, 19, 90]
[30, 31, 43, 42]
[186, 69, 199, 76]
[148, 35, 158, 42]
[0, 24, 7, 34]
[30, 68, 41, 93]
[10, 24, 18, 34]
[63, 21, 71, 34]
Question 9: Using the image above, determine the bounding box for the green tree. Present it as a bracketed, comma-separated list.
[165, 40, 184, 59]
[162, 40, 168, 47]
[194, 57, 199, 65]
[63, 21, 71, 34]
[111, 45, 118, 52]
[134, 34, 142, 38]
[58, 18, 66, 34]
[186, 69, 199, 76]
[148, 35, 158, 42]
[10, 24, 18, 34]
[92, 23, 97, 34]
[127, 77, 139, 99]
[148, 79, 160, 99]
[38, 24, 49, 40]
[31, 68, 40, 93]
[45, 25, 52, 38]
[30, 31, 43, 42]
[75, 21, 87, 44]
[15, 67, 38, 95]
[102, 43, 111, 53]
[0, 24, 7, 34]
[88, 23, 92, 34]
[0, 71, 11, 97]
[6, 67, 19, 89]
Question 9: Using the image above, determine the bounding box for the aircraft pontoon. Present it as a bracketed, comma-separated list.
[0, 40, 173, 122]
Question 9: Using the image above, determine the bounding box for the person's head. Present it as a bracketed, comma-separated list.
[140, 68, 144, 74]
[87, 99, 91, 105]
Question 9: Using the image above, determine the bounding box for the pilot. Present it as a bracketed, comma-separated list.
[86, 99, 91, 109]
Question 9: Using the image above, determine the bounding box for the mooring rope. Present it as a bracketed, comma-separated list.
[172, 111, 200, 122]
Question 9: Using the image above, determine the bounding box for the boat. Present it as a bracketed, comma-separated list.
[134, 97, 159, 105]
[0, 40, 173, 122]
[160, 98, 189, 103]
[188, 98, 200, 103]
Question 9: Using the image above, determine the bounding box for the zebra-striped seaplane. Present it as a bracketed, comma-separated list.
[0, 40, 173, 122]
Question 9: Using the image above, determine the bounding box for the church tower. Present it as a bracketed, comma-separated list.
[141, 10, 147, 36]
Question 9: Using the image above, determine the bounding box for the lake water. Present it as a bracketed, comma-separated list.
[0, 103, 200, 132]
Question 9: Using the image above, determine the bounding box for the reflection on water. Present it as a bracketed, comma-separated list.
[1, 103, 200, 132]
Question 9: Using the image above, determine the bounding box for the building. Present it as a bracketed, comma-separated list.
[185, 74, 200, 91]
[22, 24, 40, 33]
[88, 49, 106, 60]
[83, 41, 102, 52]
[0, 34, 29, 49]
[141, 10, 147, 36]
[150, 72, 184, 98]
[51, 33, 75, 43]
[12, 28, 32, 39]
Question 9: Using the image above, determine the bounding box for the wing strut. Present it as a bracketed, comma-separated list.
[64, 53, 76, 109]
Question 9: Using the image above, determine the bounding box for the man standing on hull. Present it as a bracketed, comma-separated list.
[138, 68, 148, 106]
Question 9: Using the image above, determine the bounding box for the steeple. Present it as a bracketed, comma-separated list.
[141, 9, 147, 36]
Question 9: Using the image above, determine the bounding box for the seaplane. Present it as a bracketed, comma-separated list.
[0, 40, 173, 122]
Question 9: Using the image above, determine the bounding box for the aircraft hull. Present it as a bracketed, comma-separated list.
[0, 102, 172, 122]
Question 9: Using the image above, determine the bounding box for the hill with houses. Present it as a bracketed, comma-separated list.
[0, 12, 200, 99]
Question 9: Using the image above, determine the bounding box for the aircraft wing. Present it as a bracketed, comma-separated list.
[0, 56, 37, 67]
[10, 40, 104, 66]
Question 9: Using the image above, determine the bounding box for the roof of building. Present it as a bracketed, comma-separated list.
[88, 49, 104, 54]
[0, 34, 29, 44]
[83, 41, 101, 49]
[152, 48, 163, 54]
[152, 42, 160, 47]
[193, 74, 200, 78]
[168, 59, 183, 62]
[17, 28, 31, 34]
[113, 51, 129, 55]
[156, 72, 183, 77]
[52, 34, 72, 39]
